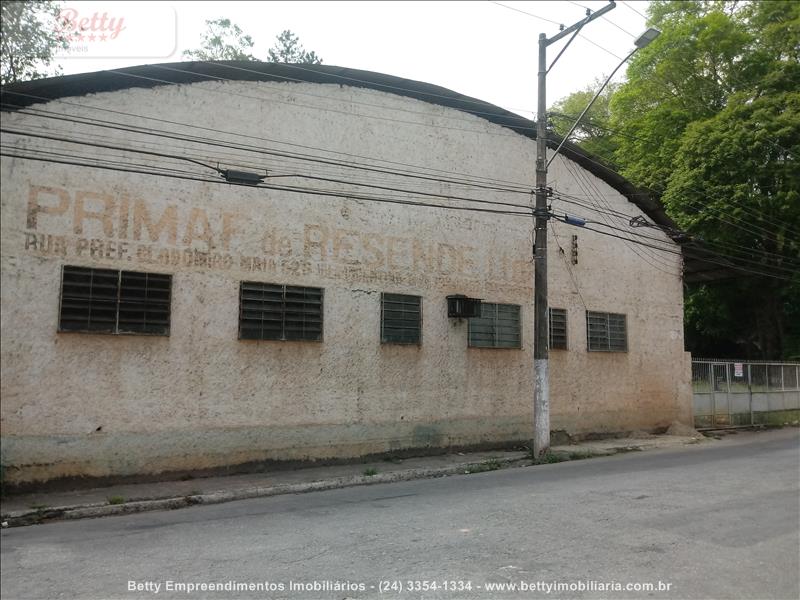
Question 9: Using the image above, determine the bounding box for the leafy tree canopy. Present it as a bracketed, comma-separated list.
[1, 0, 68, 85]
[182, 18, 256, 61]
[549, 0, 800, 359]
[549, 81, 620, 164]
[267, 30, 322, 64]
[183, 20, 322, 64]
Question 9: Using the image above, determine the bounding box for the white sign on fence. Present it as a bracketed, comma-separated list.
[734, 363, 744, 378]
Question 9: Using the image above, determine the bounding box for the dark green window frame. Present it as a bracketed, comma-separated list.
[468, 302, 521, 348]
[586, 310, 627, 352]
[58, 265, 171, 335]
[549, 307, 568, 350]
[239, 282, 323, 341]
[381, 293, 422, 345]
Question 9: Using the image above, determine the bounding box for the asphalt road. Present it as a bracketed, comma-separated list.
[2, 429, 798, 600]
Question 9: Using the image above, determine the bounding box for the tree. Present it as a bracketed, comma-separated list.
[548, 1, 799, 358]
[1, 0, 68, 85]
[665, 88, 800, 358]
[182, 18, 256, 61]
[267, 30, 322, 64]
[183, 20, 322, 65]
[549, 81, 621, 163]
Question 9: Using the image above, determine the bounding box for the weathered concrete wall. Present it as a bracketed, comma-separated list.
[0, 79, 691, 485]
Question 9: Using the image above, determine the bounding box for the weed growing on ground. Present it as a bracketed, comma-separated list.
[363, 468, 378, 477]
[529, 450, 568, 465]
[107, 496, 126, 505]
[464, 459, 503, 474]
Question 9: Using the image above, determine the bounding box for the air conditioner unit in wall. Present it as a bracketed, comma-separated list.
[446, 295, 482, 318]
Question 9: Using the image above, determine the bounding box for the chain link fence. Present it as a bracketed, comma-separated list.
[692, 359, 800, 428]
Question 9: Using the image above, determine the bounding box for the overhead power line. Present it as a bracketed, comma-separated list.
[0, 150, 531, 217]
[551, 148, 800, 241]
[21, 107, 786, 270]
[107, 68, 529, 140]
[1, 127, 534, 212]
[553, 189, 800, 269]
[620, 1, 647, 19]
[2, 102, 535, 194]
[5, 147, 794, 282]
[4, 80, 795, 280]
[2, 93, 536, 191]
[490, 0, 623, 59]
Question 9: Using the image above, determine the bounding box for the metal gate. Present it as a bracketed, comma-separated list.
[692, 359, 800, 428]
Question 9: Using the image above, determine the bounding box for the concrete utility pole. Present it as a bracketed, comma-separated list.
[533, 1, 617, 457]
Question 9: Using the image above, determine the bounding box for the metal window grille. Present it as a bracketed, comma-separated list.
[586, 311, 627, 352]
[59, 265, 171, 335]
[549, 307, 567, 350]
[381, 293, 422, 344]
[468, 302, 521, 348]
[239, 282, 323, 341]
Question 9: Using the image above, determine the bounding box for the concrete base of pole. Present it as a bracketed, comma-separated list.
[534, 358, 550, 456]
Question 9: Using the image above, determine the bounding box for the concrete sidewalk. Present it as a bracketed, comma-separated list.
[1, 433, 707, 527]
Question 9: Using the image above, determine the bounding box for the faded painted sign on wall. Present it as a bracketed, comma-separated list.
[22, 184, 532, 293]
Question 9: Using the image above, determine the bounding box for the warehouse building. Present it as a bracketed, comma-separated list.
[0, 62, 693, 487]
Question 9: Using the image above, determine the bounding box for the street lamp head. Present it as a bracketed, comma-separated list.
[634, 27, 661, 49]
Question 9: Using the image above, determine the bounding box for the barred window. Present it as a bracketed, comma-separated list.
[468, 302, 521, 348]
[59, 266, 171, 335]
[239, 282, 323, 341]
[586, 311, 627, 352]
[549, 307, 567, 350]
[381, 293, 422, 344]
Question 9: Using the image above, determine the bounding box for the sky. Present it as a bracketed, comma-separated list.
[55, 0, 652, 119]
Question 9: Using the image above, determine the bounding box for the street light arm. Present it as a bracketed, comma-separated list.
[546, 2, 617, 46]
[547, 21, 585, 75]
[545, 46, 637, 169]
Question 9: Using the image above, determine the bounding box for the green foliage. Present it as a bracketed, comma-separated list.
[182, 18, 256, 61]
[1, 0, 68, 85]
[183, 21, 322, 65]
[267, 30, 322, 64]
[550, 81, 621, 162]
[552, 1, 800, 359]
[610, 1, 753, 189]
[362, 467, 378, 477]
[464, 459, 502, 474]
[107, 495, 126, 505]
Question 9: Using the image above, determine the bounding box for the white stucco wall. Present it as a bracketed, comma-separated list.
[0, 77, 692, 485]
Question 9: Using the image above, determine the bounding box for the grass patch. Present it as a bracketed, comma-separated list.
[107, 495, 126, 505]
[29, 502, 48, 510]
[530, 451, 568, 465]
[362, 468, 378, 477]
[464, 459, 503, 474]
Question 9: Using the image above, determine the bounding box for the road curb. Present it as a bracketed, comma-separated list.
[2, 439, 706, 528]
[1, 455, 533, 528]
